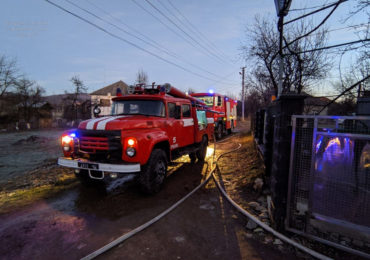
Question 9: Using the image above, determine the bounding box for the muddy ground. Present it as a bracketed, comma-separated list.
[0, 123, 359, 260]
[0, 129, 65, 184]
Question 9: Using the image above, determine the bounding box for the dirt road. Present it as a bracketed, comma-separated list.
[0, 125, 299, 260]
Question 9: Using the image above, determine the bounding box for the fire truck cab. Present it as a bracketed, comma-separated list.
[58, 84, 214, 193]
[191, 92, 237, 139]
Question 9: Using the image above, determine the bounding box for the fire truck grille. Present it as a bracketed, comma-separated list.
[77, 130, 122, 162]
[80, 137, 109, 150]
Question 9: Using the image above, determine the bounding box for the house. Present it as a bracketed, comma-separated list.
[44, 93, 91, 127]
[303, 94, 331, 115]
[90, 80, 129, 117]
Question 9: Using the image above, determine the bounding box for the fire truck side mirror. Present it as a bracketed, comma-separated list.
[175, 106, 181, 119]
[93, 105, 101, 117]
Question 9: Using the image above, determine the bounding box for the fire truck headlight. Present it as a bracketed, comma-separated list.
[62, 135, 73, 144]
[127, 138, 135, 146]
[63, 145, 71, 152]
[126, 147, 136, 157]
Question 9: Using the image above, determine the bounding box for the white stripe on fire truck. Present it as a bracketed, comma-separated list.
[207, 118, 215, 124]
[96, 116, 126, 130]
[86, 118, 108, 130]
[182, 118, 194, 127]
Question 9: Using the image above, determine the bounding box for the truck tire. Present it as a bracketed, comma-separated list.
[139, 149, 167, 194]
[228, 120, 234, 135]
[196, 136, 208, 161]
[216, 123, 223, 140]
[189, 152, 197, 163]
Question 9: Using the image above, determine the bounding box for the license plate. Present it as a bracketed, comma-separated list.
[78, 162, 99, 170]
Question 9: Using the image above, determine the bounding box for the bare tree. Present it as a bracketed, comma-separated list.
[135, 69, 148, 85]
[64, 75, 88, 122]
[0, 55, 19, 97]
[15, 77, 45, 122]
[241, 17, 331, 95]
[69, 75, 88, 105]
[339, 0, 369, 84]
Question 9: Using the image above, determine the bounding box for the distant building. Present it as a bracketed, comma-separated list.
[44, 93, 91, 127]
[90, 80, 129, 117]
[356, 90, 370, 116]
[303, 94, 331, 115]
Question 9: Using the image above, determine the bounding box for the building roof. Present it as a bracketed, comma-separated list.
[43, 93, 90, 107]
[305, 96, 331, 106]
[90, 80, 129, 96]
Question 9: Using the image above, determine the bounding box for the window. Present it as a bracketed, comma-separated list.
[197, 96, 214, 107]
[100, 99, 111, 107]
[217, 96, 222, 106]
[196, 110, 207, 130]
[168, 103, 176, 118]
[182, 104, 191, 118]
[111, 100, 165, 117]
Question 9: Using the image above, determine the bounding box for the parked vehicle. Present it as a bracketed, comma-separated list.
[191, 91, 237, 139]
[58, 84, 214, 193]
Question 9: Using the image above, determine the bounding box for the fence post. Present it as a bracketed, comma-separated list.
[269, 94, 306, 231]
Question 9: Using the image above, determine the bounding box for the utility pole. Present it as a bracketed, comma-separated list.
[277, 16, 284, 97]
[274, 0, 292, 97]
[241, 67, 245, 121]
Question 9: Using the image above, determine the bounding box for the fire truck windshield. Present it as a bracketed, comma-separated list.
[111, 100, 165, 117]
[196, 96, 213, 107]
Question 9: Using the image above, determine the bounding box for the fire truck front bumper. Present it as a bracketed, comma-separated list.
[58, 157, 141, 176]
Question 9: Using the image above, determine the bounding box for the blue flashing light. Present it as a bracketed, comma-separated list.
[225, 97, 229, 101]
[208, 89, 214, 94]
[70, 133, 76, 138]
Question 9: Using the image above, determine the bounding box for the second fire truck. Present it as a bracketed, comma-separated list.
[191, 91, 237, 139]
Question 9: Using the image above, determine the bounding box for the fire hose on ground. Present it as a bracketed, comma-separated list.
[81, 139, 332, 260]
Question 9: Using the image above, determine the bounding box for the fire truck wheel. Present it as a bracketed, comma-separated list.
[196, 136, 208, 161]
[228, 120, 234, 134]
[216, 123, 223, 139]
[189, 152, 197, 163]
[139, 149, 167, 194]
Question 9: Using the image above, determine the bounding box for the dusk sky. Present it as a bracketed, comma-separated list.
[1, 0, 367, 97]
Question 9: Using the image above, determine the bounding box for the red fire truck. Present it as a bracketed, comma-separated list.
[191, 91, 237, 139]
[58, 84, 214, 193]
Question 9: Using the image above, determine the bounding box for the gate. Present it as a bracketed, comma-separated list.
[287, 115, 370, 257]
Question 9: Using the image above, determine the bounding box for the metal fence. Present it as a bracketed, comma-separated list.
[287, 115, 370, 257]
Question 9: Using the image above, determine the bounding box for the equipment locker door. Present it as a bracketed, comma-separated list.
[226, 101, 231, 129]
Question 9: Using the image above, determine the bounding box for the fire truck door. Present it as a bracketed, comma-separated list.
[167, 102, 184, 149]
[181, 104, 194, 146]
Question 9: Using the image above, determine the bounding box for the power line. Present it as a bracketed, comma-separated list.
[130, 0, 225, 65]
[163, 0, 233, 63]
[293, 38, 370, 54]
[319, 23, 369, 35]
[84, 0, 170, 55]
[318, 75, 370, 114]
[284, 0, 348, 25]
[65, 0, 238, 85]
[285, 0, 345, 48]
[43, 0, 235, 83]
[289, 1, 340, 12]
[142, 0, 228, 64]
